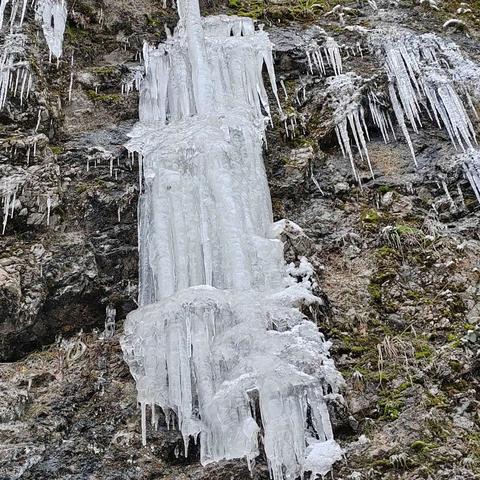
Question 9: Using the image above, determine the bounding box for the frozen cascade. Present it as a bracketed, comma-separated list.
[120, 1, 344, 479]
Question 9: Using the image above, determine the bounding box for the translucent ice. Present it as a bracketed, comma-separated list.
[371, 29, 479, 162]
[459, 149, 480, 203]
[121, 1, 343, 478]
[306, 35, 343, 76]
[325, 73, 374, 184]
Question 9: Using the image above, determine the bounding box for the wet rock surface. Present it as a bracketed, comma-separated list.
[1, 0, 480, 478]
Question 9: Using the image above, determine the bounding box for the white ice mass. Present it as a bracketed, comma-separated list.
[36, 0, 67, 59]
[120, 0, 344, 478]
[312, 28, 480, 186]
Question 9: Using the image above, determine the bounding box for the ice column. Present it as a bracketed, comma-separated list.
[121, 2, 343, 479]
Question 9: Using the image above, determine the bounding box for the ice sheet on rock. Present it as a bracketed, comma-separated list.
[304, 439, 344, 478]
[36, 0, 67, 59]
[122, 2, 343, 479]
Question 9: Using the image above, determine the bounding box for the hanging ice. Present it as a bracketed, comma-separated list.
[324, 73, 374, 184]
[1, 176, 20, 234]
[0, 33, 32, 111]
[0, 0, 68, 112]
[370, 29, 480, 163]
[306, 34, 343, 76]
[368, 91, 396, 144]
[120, 1, 343, 479]
[459, 149, 480, 203]
[36, 0, 67, 59]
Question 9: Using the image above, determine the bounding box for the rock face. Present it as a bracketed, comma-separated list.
[1, 0, 479, 479]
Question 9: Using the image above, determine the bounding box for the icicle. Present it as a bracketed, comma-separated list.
[324, 37, 342, 76]
[46, 194, 51, 225]
[141, 402, 147, 446]
[461, 149, 480, 203]
[388, 83, 418, 166]
[441, 180, 456, 210]
[34, 109, 42, 132]
[372, 30, 480, 165]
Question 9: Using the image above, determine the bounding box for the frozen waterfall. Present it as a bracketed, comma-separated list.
[120, 1, 343, 479]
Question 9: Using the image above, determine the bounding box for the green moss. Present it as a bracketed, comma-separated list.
[424, 392, 447, 408]
[372, 270, 396, 285]
[86, 90, 122, 104]
[90, 66, 117, 76]
[378, 397, 403, 420]
[447, 332, 460, 342]
[65, 24, 93, 44]
[378, 185, 391, 194]
[410, 440, 437, 452]
[448, 360, 462, 372]
[376, 246, 398, 258]
[228, 0, 336, 20]
[405, 289, 422, 301]
[361, 208, 381, 224]
[368, 282, 382, 303]
[394, 223, 422, 236]
[50, 146, 63, 155]
[414, 343, 433, 360]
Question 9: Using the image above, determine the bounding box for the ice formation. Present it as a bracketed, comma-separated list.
[0, 33, 32, 110]
[0, 0, 67, 112]
[459, 149, 480, 203]
[306, 35, 343, 76]
[372, 30, 479, 163]
[36, 0, 67, 59]
[121, 0, 343, 478]
[315, 29, 480, 185]
[1, 175, 21, 234]
[324, 73, 374, 184]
